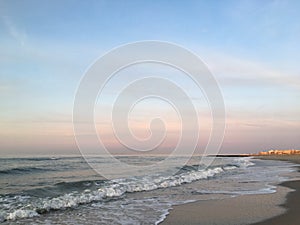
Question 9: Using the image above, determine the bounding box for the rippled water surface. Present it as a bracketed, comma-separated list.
[0, 156, 296, 224]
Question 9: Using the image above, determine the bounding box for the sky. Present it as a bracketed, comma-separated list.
[0, 0, 300, 156]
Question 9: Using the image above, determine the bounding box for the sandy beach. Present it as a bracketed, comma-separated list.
[252, 155, 300, 225]
[161, 155, 300, 225]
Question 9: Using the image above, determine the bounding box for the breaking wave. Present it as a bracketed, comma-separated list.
[0, 157, 254, 222]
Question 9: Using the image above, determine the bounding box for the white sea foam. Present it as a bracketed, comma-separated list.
[233, 157, 255, 168]
[33, 166, 230, 214]
[6, 209, 39, 220]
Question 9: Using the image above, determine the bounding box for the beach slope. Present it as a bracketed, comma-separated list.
[161, 155, 300, 225]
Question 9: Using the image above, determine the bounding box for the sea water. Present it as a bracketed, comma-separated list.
[0, 156, 297, 224]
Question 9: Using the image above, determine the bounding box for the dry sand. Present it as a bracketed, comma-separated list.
[160, 155, 300, 225]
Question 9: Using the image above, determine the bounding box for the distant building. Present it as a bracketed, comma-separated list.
[258, 149, 300, 155]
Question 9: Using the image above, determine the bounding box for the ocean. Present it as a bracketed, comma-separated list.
[0, 156, 297, 224]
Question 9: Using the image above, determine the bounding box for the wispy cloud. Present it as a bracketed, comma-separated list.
[202, 51, 300, 89]
[1, 16, 27, 46]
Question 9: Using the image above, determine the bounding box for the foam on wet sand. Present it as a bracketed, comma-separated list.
[161, 155, 300, 225]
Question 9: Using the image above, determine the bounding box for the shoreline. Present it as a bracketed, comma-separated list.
[251, 155, 300, 225]
[251, 179, 300, 225]
[160, 155, 300, 225]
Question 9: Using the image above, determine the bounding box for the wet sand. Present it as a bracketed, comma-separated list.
[252, 155, 300, 225]
[161, 155, 300, 225]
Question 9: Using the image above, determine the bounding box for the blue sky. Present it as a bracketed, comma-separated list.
[1, 0, 300, 155]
